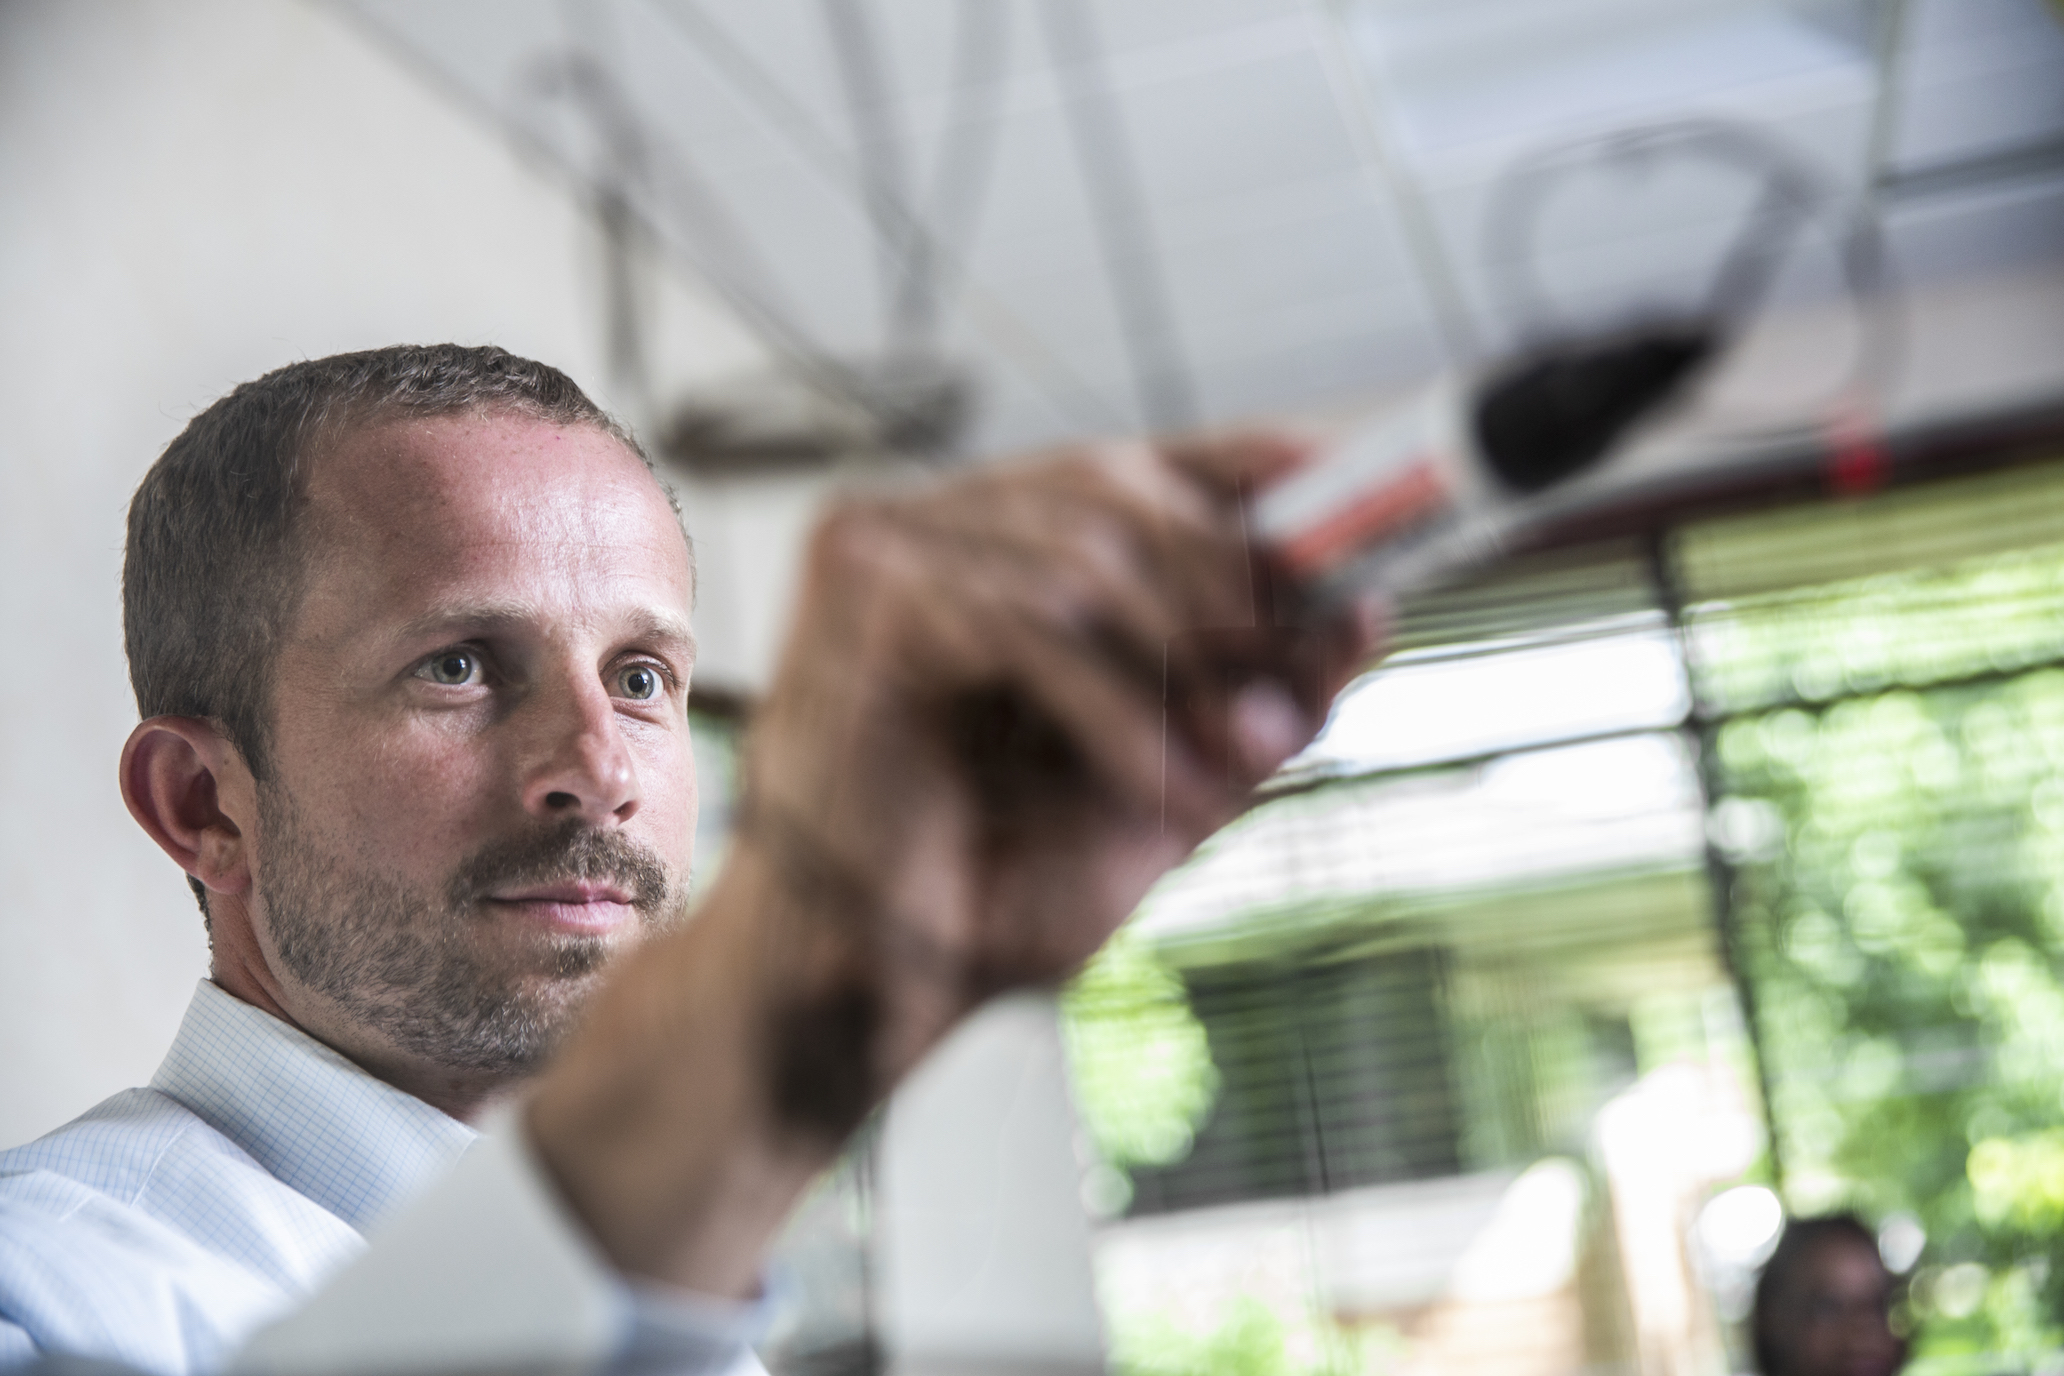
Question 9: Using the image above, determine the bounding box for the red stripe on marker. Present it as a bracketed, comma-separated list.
[1277, 458, 1449, 581]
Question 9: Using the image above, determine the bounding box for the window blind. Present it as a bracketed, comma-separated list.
[1064, 432, 2064, 1376]
[1672, 455, 2064, 1366]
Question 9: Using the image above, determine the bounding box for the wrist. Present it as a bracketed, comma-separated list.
[717, 822, 979, 1126]
[520, 826, 974, 1296]
[523, 855, 808, 1297]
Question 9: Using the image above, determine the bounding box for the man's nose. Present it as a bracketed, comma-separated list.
[519, 676, 641, 825]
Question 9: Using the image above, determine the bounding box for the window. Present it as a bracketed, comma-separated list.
[1061, 450, 2064, 1376]
[1684, 460, 2064, 1363]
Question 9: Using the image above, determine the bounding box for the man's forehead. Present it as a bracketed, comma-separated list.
[312, 411, 663, 520]
[297, 410, 694, 619]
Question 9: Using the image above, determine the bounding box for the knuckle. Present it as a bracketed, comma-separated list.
[809, 500, 903, 572]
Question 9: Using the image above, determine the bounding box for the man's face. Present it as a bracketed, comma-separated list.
[247, 410, 698, 1079]
[1774, 1238, 1906, 1376]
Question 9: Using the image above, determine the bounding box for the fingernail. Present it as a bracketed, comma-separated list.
[1351, 592, 1391, 647]
[1232, 681, 1307, 777]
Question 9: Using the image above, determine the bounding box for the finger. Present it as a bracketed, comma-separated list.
[1162, 624, 1347, 790]
[1231, 678, 1314, 780]
[849, 519, 1254, 837]
[784, 475, 1344, 831]
[887, 476, 1261, 665]
[959, 606, 1340, 821]
[1330, 592, 1392, 696]
[894, 504, 1313, 774]
[878, 491, 1357, 803]
[922, 591, 1234, 838]
[905, 451, 1243, 606]
[893, 507, 1219, 664]
[1158, 428, 1321, 503]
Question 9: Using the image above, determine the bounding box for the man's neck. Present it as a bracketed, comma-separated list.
[207, 967, 519, 1127]
[204, 892, 530, 1123]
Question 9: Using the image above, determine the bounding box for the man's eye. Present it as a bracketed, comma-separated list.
[419, 650, 481, 687]
[617, 664, 663, 701]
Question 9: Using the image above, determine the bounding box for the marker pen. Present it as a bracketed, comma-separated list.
[1255, 323, 1717, 607]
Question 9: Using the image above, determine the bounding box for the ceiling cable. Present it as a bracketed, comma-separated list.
[904, 0, 1014, 353]
[1038, 0, 1203, 432]
[1864, 0, 2064, 202]
[1862, 0, 1916, 194]
[520, 49, 893, 436]
[1309, 0, 1484, 370]
[819, 0, 925, 353]
[656, 0, 1124, 435]
[344, 0, 904, 441]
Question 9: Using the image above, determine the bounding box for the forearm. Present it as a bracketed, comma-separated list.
[521, 831, 961, 1299]
[520, 433, 1366, 1303]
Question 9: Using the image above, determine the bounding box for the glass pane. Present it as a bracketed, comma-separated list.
[1697, 540, 2064, 1368]
[1141, 733, 1707, 947]
[1685, 540, 2064, 717]
[1065, 656, 1753, 1376]
[689, 706, 741, 893]
[1292, 621, 1689, 776]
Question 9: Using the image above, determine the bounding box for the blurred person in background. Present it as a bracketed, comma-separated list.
[0, 344, 1366, 1374]
[1752, 1215, 1909, 1376]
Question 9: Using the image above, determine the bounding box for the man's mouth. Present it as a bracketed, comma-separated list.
[486, 882, 641, 935]
[450, 821, 674, 938]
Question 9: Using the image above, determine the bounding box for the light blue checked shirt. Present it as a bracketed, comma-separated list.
[0, 980, 767, 1375]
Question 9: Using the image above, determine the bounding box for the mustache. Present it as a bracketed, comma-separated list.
[445, 820, 674, 916]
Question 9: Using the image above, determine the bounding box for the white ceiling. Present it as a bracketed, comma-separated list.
[338, 0, 2064, 457]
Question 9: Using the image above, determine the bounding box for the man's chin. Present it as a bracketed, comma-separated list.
[484, 932, 622, 995]
[410, 956, 618, 1076]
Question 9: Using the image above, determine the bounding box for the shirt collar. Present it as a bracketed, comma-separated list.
[150, 979, 479, 1234]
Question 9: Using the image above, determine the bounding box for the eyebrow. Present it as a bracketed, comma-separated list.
[394, 601, 697, 667]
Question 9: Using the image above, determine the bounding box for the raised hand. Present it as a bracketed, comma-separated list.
[527, 431, 1379, 1297]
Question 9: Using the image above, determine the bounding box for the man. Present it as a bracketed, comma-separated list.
[1752, 1217, 1908, 1376]
[0, 345, 1365, 1373]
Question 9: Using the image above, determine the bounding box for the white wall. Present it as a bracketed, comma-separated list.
[0, 0, 768, 1145]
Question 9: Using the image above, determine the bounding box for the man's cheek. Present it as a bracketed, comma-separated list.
[339, 739, 501, 852]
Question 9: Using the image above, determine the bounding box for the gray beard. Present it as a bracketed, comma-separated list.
[256, 783, 687, 1077]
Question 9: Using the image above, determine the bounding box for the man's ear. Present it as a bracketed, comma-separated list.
[120, 716, 255, 900]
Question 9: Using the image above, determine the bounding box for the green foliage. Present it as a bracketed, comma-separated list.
[1693, 542, 2064, 716]
[1107, 1295, 1384, 1376]
[1700, 543, 2064, 1367]
[1967, 1129, 2064, 1232]
[1060, 926, 1222, 1183]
